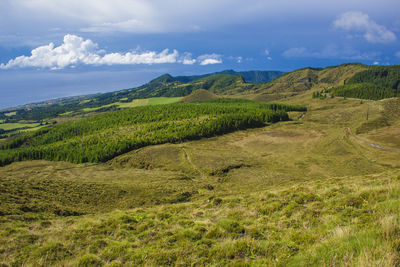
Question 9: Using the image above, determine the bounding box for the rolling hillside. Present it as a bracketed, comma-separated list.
[0, 99, 305, 166]
[329, 65, 400, 100]
[251, 63, 368, 101]
[182, 89, 219, 102]
[1, 88, 399, 265]
[0, 63, 392, 124]
[174, 69, 285, 83]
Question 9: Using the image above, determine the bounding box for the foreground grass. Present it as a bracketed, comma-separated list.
[1, 94, 399, 266]
[0, 170, 399, 266]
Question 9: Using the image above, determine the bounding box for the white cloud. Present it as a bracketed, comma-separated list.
[282, 45, 380, 60]
[197, 54, 223, 65]
[180, 52, 196, 65]
[237, 56, 243, 63]
[333, 11, 396, 43]
[0, 34, 220, 69]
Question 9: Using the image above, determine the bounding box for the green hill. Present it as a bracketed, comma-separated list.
[251, 63, 368, 101]
[174, 70, 284, 83]
[182, 89, 219, 102]
[2, 63, 398, 129]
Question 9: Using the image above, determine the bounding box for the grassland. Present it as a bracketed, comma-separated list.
[0, 122, 41, 131]
[0, 88, 399, 265]
[1, 63, 400, 266]
[81, 97, 183, 112]
[4, 111, 17, 117]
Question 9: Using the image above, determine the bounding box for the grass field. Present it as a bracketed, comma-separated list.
[4, 111, 16, 117]
[81, 97, 183, 112]
[0, 91, 399, 265]
[0, 122, 41, 131]
[147, 97, 184, 105]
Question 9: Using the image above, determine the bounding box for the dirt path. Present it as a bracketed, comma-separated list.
[182, 147, 207, 177]
[347, 127, 400, 152]
[326, 94, 374, 102]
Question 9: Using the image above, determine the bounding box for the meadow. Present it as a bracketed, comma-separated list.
[0, 91, 399, 265]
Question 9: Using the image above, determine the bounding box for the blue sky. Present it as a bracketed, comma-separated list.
[1, 0, 400, 108]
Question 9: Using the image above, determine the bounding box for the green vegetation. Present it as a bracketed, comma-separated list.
[1, 161, 399, 265]
[4, 111, 16, 117]
[174, 69, 285, 83]
[330, 66, 400, 100]
[0, 63, 368, 123]
[1, 64, 399, 266]
[146, 97, 183, 105]
[182, 89, 218, 102]
[0, 99, 306, 166]
[0, 122, 41, 131]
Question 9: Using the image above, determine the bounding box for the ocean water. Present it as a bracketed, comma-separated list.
[0, 69, 157, 110]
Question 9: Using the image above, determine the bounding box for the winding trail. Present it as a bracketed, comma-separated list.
[347, 127, 400, 152]
[181, 147, 207, 177]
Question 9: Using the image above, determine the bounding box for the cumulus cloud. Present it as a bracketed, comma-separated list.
[0, 35, 217, 69]
[282, 45, 380, 60]
[333, 11, 396, 43]
[197, 54, 223, 65]
[180, 52, 196, 65]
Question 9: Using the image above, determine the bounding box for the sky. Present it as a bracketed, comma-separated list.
[1, 0, 400, 109]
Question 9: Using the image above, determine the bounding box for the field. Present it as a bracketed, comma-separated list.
[0, 90, 399, 265]
[0, 122, 41, 131]
[81, 97, 183, 112]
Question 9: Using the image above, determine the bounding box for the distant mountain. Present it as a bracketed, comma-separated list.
[174, 70, 284, 84]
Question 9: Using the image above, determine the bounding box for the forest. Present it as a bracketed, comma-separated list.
[0, 99, 306, 166]
[329, 66, 400, 100]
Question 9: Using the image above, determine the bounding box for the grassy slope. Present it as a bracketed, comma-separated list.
[81, 97, 183, 112]
[182, 89, 218, 102]
[0, 64, 369, 124]
[1, 88, 399, 265]
[249, 63, 367, 101]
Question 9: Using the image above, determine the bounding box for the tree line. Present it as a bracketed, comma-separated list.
[329, 66, 400, 100]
